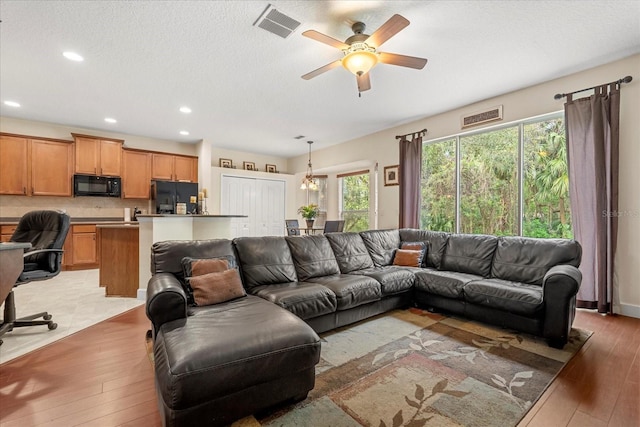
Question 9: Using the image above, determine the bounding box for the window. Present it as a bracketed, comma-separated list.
[421, 114, 572, 238]
[306, 177, 327, 226]
[339, 171, 369, 232]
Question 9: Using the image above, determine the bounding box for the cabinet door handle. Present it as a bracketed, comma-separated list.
[94, 167, 97, 174]
[23, 187, 26, 195]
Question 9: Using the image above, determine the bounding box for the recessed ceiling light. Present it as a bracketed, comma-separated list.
[179, 130, 190, 136]
[4, 101, 21, 107]
[63, 51, 84, 62]
[104, 117, 117, 123]
[179, 106, 192, 114]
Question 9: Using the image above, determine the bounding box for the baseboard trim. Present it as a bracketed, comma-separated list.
[617, 303, 640, 319]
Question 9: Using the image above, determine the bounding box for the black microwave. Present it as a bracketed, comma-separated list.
[73, 174, 121, 197]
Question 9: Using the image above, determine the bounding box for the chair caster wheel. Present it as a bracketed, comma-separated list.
[43, 314, 52, 321]
[48, 323, 58, 330]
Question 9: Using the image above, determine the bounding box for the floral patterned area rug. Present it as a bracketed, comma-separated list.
[255, 308, 591, 427]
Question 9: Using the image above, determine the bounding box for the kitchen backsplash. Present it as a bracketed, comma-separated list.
[0, 195, 153, 219]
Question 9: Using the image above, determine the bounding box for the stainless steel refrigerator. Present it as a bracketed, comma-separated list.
[151, 180, 199, 214]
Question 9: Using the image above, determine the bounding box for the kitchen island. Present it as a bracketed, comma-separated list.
[136, 214, 245, 300]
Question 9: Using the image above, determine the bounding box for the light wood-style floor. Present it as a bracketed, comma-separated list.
[0, 307, 638, 427]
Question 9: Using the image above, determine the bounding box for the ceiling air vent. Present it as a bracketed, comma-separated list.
[461, 105, 503, 129]
[254, 4, 301, 39]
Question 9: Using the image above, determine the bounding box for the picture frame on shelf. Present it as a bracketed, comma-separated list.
[266, 164, 277, 173]
[384, 165, 400, 186]
[219, 158, 233, 168]
[243, 161, 256, 171]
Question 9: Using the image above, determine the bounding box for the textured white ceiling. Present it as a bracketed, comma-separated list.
[1, 1, 639, 158]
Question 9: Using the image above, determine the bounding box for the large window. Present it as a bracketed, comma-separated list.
[307, 177, 328, 226]
[340, 171, 369, 232]
[421, 114, 572, 238]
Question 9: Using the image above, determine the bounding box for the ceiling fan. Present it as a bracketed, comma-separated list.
[301, 14, 428, 94]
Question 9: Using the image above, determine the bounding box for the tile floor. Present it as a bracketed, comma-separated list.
[0, 269, 144, 364]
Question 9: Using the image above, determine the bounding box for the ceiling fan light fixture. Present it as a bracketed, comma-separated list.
[342, 43, 378, 76]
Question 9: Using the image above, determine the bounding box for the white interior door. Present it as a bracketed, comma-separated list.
[220, 175, 286, 237]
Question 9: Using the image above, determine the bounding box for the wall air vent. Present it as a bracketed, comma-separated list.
[254, 4, 301, 39]
[461, 105, 503, 129]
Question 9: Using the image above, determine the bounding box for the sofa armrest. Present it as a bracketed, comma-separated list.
[541, 265, 582, 347]
[146, 273, 188, 333]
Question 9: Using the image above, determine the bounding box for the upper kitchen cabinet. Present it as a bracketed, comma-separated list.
[122, 149, 151, 199]
[0, 133, 72, 196]
[72, 134, 123, 176]
[31, 139, 73, 196]
[152, 153, 198, 182]
[0, 134, 28, 195]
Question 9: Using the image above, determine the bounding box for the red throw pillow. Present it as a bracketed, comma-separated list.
[189, 268, 246, 306]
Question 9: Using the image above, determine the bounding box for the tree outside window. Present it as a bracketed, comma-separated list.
[340, 173, 369, 232]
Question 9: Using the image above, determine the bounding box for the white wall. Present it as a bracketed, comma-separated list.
[287, 54, 640, 317]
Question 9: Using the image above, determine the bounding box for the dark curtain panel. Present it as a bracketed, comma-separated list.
[399, 134, 423, 228]
[565, 84, 620, 314]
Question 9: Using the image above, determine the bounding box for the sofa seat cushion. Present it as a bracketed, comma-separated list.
[251, 282, 337, 320]
[414, 270, 482, 299]
[154, 295, 320, 411]
[463, 279, 543, 316]
[307, 275, 381, 310]
[325, 232, 375, 273]
[350, 266, 416, 296]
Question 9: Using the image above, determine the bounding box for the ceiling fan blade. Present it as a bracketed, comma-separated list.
[365, 14, 410, 48]
[302, 30, 349, 50]
[378, 52, 428, 69]
[301, 60, 342, 80]
[357, 72, 371, 92]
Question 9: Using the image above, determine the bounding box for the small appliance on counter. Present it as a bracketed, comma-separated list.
[151, 180, 199, 214]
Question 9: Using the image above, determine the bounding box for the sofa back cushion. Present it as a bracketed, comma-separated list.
[233, 236, 297, 290]
[325, 232, 374, 273]
[286, 235, 340, 281]
[360, 229, 401, 267]
[491, 236, 582, 285]
[441, 234, 498, 277]
[151, 239, 236, 279]
[399, 228, 450, 269]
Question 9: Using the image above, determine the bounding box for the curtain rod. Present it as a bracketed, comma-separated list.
[395, 128, 427, 140]
[554, 75, 632, 100]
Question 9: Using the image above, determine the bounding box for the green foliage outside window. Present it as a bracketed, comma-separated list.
[342, 173, 369, 232]
[421, 116, 572, 239]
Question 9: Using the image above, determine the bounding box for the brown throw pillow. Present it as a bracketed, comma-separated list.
[393, 249, 424, 268]
[189, 268, 246, 306]
[400, 241, 428, 267]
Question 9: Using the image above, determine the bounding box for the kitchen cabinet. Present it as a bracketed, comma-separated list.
[122, 149, 151, 199]
[70, 224, 98, 268]
[72, 134, 123, 176]
[152, 153, 198, 182]
[98, 225, 139, 297]
[0, 134, 72, 196]
[0, 135, 28, 195]
[1, 225, 17, 242]
[30, 139, 73, 196]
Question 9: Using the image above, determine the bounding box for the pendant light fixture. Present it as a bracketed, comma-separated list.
[300, 141, 318, 191]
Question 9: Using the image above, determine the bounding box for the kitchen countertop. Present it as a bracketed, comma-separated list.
[0, 217, 136, 226]
[136, 214, 246, 218]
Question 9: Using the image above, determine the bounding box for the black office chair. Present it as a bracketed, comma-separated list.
[285, 219, 300, 236]
[0, 210, 70, 344]
[323, 220, 345, 233]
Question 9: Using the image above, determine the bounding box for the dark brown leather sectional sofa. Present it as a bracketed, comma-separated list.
[146, 228, 582, 427]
